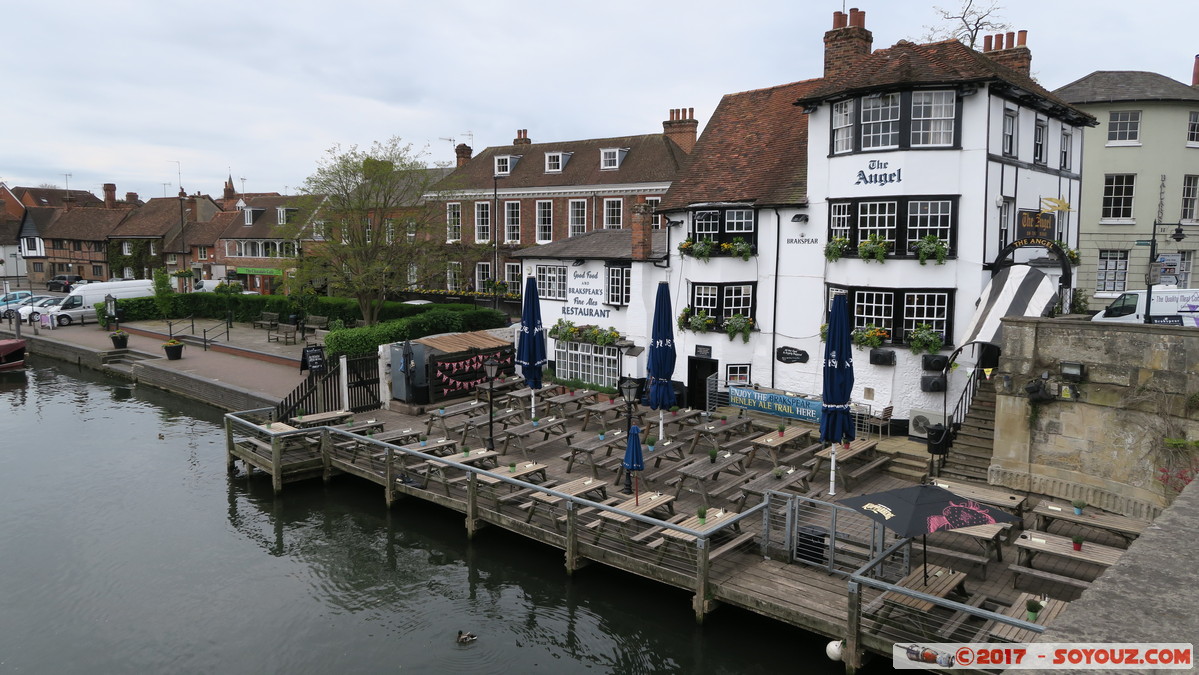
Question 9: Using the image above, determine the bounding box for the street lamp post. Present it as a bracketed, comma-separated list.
[619, 377, 639, 494]
[484, 357, 499, 452]
[1144, 221, 1186, 324]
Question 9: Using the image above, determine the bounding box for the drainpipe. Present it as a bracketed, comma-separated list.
[771, 207, 782, 387]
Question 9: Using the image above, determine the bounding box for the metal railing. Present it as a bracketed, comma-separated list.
[201, 319, 229, 350]
[165, 315, 195, 339]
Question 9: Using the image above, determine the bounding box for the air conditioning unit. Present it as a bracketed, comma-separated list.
[908, 407, 947, 439]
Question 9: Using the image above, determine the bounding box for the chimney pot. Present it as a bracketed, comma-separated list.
[1005, 31, 1015, 48]
[1192, 54, 1198, 87]
[995, 33, 1005, 50]
[687, 107, 693, 119]
[125, 192, 138, 204]
[983, 34, 993, 52]
[832, 10, 846, 29]
[1017, 29, 1027, 47]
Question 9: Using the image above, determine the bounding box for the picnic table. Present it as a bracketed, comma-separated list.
[565, 428, 630, 478]
[673, 451, 749, 506]
[809, 439, 879, 489]
[473, 375, 525, 401]
[732, 466, 812, 509]
[367, 427, 422, 446]
[745, 426, 812, 467]
[503, 385, 558, 411]
[645, 437, 689, 467]
[497, 416, 568, 460]
[654, 509, 748, 565]
[658, 407, 704, 432]
[523, 477, 610, 523]
[930, 477, 1028, 518]
[592, 492, 676, 541]
[288, 410, 352, 428]
[458, 407, 524, 444]
[482, 461, 549, 487]
[1032, 501, 1148, 545]
[264, 421, 298, 433]
[425, 399, 488, 436]
[1014, 531, 1123, 570]
[686, 417, 755, 455]
[579, 399, 645, 430]
[990, 592, 1070, 643]
[418, 449, 500, 495]
[545, 389, 598, 418]
[334, 418, 385, 436]
[944, 522, 1011, 562]
[879, 564, 968, 615]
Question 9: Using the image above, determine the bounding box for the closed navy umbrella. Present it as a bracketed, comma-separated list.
[647, 282, 677, 442]
[820, 294, 855, 496]
[515, 276, 548, 420]
[622, 424, 645, 504]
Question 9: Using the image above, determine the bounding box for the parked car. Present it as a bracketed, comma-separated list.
[0, 291, 34, 317]
[107, 277, 131, 282]
[46, 275, 84, 292]
[18, 296, 62, 323]
[48, 279, 154, 325]
[3, 294, 50, 319]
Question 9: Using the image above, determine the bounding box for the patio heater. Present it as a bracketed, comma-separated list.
[484, 357, 500, 452]
[620, 377, 639, 494]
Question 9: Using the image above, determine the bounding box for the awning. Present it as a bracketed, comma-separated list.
[960, 266, 1059, 347]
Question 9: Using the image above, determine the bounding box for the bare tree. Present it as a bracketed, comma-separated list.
[917, 0, 1010, 49]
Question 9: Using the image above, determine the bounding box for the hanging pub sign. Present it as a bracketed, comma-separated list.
[1016, 210, 1055, 240]
[775, 346, 809, 364]
[301, 345, 326, 373]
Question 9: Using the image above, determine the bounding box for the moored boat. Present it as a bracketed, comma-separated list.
[0, 339, 27, 371]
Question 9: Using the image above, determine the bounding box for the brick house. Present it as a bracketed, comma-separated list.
[108, 190, 222, 286]
[213, 195, 308, 294]
[427, 111, 696, 294]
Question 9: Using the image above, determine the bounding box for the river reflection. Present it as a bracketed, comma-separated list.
[1, 361, 887, 674]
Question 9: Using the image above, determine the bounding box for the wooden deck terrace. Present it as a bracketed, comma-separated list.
[224, 403, 1138, 673]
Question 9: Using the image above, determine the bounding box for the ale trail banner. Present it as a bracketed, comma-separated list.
[728, 386, 821, 423]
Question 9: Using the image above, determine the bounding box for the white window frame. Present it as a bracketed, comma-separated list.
[198, 246, 208, 261]
[494, 155, 511, 176]
[725, 364, 751, 386]
[1060, 129, 1073, 171]
[535, 264, 566, 300]
[1033, 120, 1047, 164]
[407, 263, 418, 286]
[536, 201, 553, 243]
[600, 148, 621, 170]
[545, 152, 562, 173]
[1107, 111, 1141, 145]
[475, 262, 492, 291]
[446, 203, 462, 241]
[569, 199, 587, 237]
[901, 291, 950, 342]
[910, 90, 955, 147]
[853, 289, 895, 338]
[553, 341, 620, 388]
[603, 198, 622, 229]
[646, 197, 662, 229]
[446, 262, 462, 292]
[505, 201, 521, 244]
[1181, 175, 1198, 222]
[857, 201, 898, 245]
[905, 200, 952, 246]
[149, 242, 157, 255]
[166, 253, 177, 265]
[830, 203, 851, 239]
[474, 202, 490, 242]
[1188, 112, 1199, 146]
[606, 266, 631, 306]
[121, 242, 132, 255]
[999, 199, 1014, 248]
[1002, 109, 1017, 157]
[1096, 250, 1129, 293]
[505, 263, 522, 293]
[832, 99, 854, 154]
[1101, 174, 1136, 222]
[860, 93, 900, 150]
[385, 218, 395, 244]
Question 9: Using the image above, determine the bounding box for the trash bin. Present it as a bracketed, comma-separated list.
[795, 525, 828, 565]
[926, 423, 951, 456]
[288, 314, 299, 326]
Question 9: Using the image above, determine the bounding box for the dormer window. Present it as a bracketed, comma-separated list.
[494, 154, 520, 176]
[600, 148, 627, 170]
[545, 152, 571, 173]
[243, 208, 254, 226]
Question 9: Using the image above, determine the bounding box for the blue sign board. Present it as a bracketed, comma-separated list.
[728, 386, 821, 423]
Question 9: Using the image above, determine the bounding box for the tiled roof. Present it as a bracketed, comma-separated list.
[0, 221, 19, 246]
[510, 229, 667, 261]
[433, 134, 688, 193]
[14, 187, 103, 208]
[110, 197, 188, 238]
[163, 211, 238, 252]
[42, 207, 128, 241]
[794, 39, 1091, 122]
[1054, 71, 1199, 104]
[219, 195, 312, 240]
[660, 79, 822, 210]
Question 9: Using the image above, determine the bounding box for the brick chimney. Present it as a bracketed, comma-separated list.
[631, 196, 653, 261]
[103, 183, 116, 209]
[513, 129, 532, 145]
[455, 143, 473, 167]
[125, 192, 138, 205]
[982, 29, 1032, 76]
[823, 8, 873, 80]
[663, 108, 698, 154]
[1193, 54, 1198, 87]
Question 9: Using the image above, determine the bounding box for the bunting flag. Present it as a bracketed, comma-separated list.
[983, 368, 993, 379]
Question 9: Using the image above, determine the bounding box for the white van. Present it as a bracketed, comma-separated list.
[48, 279, 155, 326]
[1091, 287, 1199, 325]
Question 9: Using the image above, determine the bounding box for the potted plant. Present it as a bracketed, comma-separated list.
[910, 235, 949, 265]
[720, 415, 727, 426]
[109, 329, 129, 349]
[851, 324, 889, 350]
[509, 462, 517, 473]
[857, 233, 892, 263]
[162, 338, 184, 360]
[419, 435, 428, 447]
[438, 407, 445, 415]
[646, 436, 657, 452]
[1071, 535, 1084, 551]
[1026, 598, 1043, 622]
[670, 406, 680, 417]
[723, 314, 754, 343]
[824, 236, 851, 262]
[778, 423, 786, 437]
[1071, 499, 1087, 515]
[599, 430, 607, 441]
[532, 417, 539, 427]
[906, 323, 944, 356]
[462, 445, 471, 457]
[709, 448, 718, 463]
[697, 505, 708, 525]
[772, 467, 785, 479]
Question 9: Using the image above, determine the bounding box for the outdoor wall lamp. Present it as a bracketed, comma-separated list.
[791, 213, 809, 223]
[1060, 361, 1085, 383]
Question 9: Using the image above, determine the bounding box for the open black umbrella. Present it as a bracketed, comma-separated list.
[839, 484, 1020, 584]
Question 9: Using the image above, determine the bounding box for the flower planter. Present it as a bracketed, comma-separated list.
[1072, 541, 1082, 551]
[1073, 507, 1083, 515]
[163, 343, 184, 360]
[110, 335, 129, 349]
[1027, 611, 1040, 622]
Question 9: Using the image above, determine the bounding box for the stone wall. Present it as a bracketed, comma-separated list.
[990, 317, 1199, 520]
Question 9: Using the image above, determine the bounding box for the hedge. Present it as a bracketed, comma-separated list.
[324, 308, 508, 356]
[100, 294, 479, 325]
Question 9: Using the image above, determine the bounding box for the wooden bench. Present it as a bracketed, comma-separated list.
[646, 458, 696, 485]
[842, 455, 891, 489]
[527, 432, 575, 455]
[630, 513, 689, 544]
[779, 442, 823, 466]
[937, 594, 990, 640]
[253, 311, 279, 329]
[709, 531, 757, 562]
[303, 315, 328, 335]
[1008, 564, 1092, 594]
[267, 323, 298, 344]
[555, 497, 621, 528]
[924, 544, 990, 579]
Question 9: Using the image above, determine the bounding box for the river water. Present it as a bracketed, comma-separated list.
[0, 361, 887, 674]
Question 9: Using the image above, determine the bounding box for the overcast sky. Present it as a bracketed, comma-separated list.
[4, 1, 1195, 202]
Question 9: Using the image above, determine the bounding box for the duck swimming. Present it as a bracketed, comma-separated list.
[456, 631, 477, 644]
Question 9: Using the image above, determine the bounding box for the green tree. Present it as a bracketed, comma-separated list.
[152, 268, 175, 318]
[289, 138, 452, 325]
